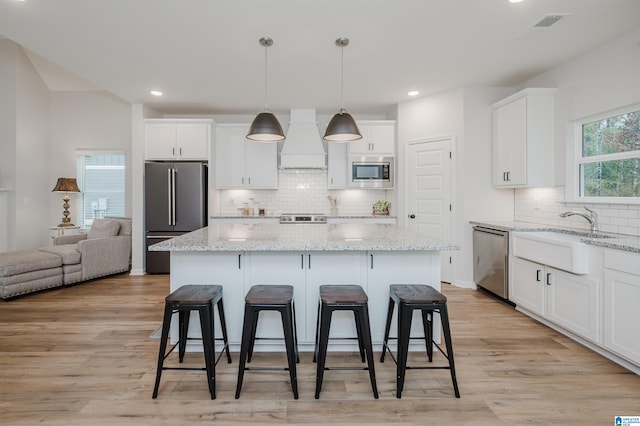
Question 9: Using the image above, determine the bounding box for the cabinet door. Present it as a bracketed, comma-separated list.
[366, 251, 440, 342]
[169, 251, 245, 343]
[305, 252, 366, 341]
[244, 252, 306, 341]
[244, 140, 278, 188]
[603, 269, 640, 365]
[215, 125, 246, 188]
[327, 143, 348, 188]
[348, 122, 395, 155]
[177, 122, 209, 160]
[546, 267, 599, 343]
[510, 257, 545, 316]
[492, 97, 527, 186]
[145, 123, 177, 159]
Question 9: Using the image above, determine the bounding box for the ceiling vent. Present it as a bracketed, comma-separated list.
[519, 13, 569, 38]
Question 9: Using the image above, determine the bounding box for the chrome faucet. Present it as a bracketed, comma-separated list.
[559, 207, 599, 233]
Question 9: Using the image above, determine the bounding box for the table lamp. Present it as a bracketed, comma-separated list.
[52, 177, 81, 227]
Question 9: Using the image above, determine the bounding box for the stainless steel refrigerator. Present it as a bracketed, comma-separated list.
[145, 162, 208, 273]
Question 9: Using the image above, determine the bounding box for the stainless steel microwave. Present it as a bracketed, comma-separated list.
[348, 156, 394, 189]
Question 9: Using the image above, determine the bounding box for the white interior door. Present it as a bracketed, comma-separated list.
[406, 138, 453, 283]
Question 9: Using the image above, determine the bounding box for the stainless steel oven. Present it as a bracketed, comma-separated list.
[473, 226, 509, 299]
[348, 156, 394, 189]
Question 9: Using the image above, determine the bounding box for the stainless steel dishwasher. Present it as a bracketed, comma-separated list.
[473, 226, 509, 299]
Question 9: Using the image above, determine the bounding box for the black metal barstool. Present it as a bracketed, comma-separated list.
[235, 285, 299, 399]
[380, 284, 460, 398]
[314, 284, 378, 399]
[152, 284, 232, 399]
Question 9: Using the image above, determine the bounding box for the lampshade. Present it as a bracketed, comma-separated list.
[323, 108, 362, 141]
[52, 177, 80, 193]
[323, 37, 362, 142]
[246, 37, 285, 142]
[246, 111, 285, 141]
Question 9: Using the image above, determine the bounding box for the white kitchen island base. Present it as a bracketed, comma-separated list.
[150, 224, 457, 353]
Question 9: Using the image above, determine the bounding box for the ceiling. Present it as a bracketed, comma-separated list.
[1, 0, 640, 116]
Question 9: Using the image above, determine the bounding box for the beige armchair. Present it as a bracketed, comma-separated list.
[40, 217, 132, 284]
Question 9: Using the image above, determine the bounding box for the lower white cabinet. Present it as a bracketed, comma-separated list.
[511, 256, 599, 343]
[603, 250, 640, 366]
[511, 257, 546, 316]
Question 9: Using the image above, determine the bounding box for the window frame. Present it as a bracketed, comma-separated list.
[566, 103, 640, 204]
[75, 150, 126, 229]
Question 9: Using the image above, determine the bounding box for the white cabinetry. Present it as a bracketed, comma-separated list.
[492, 88, 556, 187]
[348, 121, 396, 155]
[145, 119, 211, 160]
[327, 143, 348, 189]
[603, 250, 640, 366]
[215, 124, 278, 189]
[511, 256, 600, 343]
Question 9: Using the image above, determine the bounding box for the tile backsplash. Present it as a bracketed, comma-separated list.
[219, 169, 389, 216]
[515, 187, 640, 236]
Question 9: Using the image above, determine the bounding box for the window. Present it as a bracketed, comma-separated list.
[76, 152, 125, 228]
[571, 106, 640, 202]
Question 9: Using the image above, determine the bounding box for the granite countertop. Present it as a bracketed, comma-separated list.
[150, 223, 458, 252]
[470, 220, 640, 254]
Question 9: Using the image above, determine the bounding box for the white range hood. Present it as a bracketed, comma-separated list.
[280, 109, 326, 169]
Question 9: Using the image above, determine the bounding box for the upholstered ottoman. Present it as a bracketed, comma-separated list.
[38, 244, 82, 285]
[0, 250, 63, 299]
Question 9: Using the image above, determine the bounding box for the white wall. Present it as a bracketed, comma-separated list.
[397, 87, 514, 288]
[519, 26, 640, 188]
[49, 91, 132, 229]
[0, 39, 50, 250]
[514, 26, 640, 233]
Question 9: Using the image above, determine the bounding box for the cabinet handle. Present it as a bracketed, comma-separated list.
[308, 254, 311, 269]
[179, 147, 182, 156]
[172, 147, 176, 156]
[238, 254, 242, 269]
[248, 177, 251, 185]
[241, 177, 244, 185]
[536, 270, 542, 282]
[301, 254, 304, 269]
[506, 171, 511, 181]
[370, 254, 374, 269]
[546, 273, 552, 285]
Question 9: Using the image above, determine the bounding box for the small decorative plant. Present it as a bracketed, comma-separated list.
[372, 200, 390, 216]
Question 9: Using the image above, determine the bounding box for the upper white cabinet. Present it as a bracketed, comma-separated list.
[348, 121, 396, 155]
[145, 119, 211, 160]
[215, 124, 278, 189]
[491, 88, 556, 188]
[327, 143, 348, 189]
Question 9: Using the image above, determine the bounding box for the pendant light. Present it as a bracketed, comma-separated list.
[247, 37, 285, 141]
[323, 37, 362, 142]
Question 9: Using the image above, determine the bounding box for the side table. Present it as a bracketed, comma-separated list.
[49, 226, 81, 245]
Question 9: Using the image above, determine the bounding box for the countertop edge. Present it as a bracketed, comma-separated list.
[470, 220, 640, 254]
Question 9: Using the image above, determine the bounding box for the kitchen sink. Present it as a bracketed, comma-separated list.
[511, 231, 603, 274]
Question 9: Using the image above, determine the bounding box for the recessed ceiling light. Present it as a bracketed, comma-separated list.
[408, 90, 420, 97]
[508, 0, 524, 3]
[150, 90, 163, 96]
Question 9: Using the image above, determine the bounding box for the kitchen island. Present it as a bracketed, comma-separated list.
[150, 223, 457, 352]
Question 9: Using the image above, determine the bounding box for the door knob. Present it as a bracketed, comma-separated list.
[409, 214, 416, 219]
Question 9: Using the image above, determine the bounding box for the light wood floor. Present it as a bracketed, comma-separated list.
[1, 274, 639, 425]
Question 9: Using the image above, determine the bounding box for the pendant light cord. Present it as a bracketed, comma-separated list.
[340, 43, 344, 111]
[264, 42, 269, 110]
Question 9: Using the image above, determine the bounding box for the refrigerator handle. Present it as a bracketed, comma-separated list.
[171, 168, 177, 226]
[167, 168, 173, 226]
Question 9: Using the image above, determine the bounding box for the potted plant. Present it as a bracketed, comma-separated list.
[372, 200, 390, 216]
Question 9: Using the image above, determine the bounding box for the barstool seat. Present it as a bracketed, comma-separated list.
[314, 284, 378, 399]
[380, 284, 460, 398]
[235, 285, 299, 399]
[152, 285, 231, 400]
